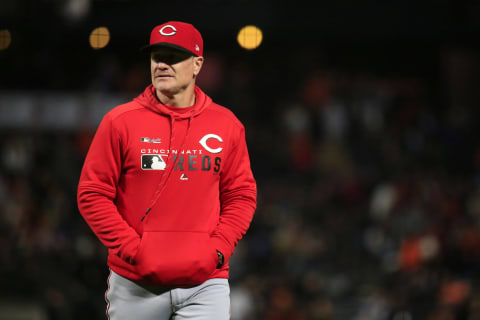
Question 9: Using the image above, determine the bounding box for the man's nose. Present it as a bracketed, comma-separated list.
[154, 62, 170, 71]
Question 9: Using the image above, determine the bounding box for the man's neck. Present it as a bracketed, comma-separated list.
[155, 86, 196, 108]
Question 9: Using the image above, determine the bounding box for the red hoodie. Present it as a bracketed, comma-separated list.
[77, 85, 257, 286]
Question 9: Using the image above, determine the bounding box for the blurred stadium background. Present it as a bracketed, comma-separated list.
[1, 0, 480, 319]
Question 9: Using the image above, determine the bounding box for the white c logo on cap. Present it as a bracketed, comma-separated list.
[159, 25, 177, 36]
[199, 134, 223, 154]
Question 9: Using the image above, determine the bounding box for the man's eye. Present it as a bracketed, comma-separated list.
[152, 51, 189, 64]
[153, 55, 166, 61]
[153, 55, 173, 62]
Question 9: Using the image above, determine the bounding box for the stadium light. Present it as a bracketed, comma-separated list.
[237, 25, 263, 50]
[0, 29, 12, 51]
[89, 26, 110, 50]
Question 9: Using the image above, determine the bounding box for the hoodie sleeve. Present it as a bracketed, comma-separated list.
[77, 113, 140, 263]
[211, 124, 257, 264]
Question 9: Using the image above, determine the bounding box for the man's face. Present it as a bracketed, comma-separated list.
[150, 47, 203, 95]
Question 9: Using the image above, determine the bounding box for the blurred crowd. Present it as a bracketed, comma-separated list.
[1, 44, 480, 320]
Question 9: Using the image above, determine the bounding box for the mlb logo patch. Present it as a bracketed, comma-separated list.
[142, 154, 166, 170]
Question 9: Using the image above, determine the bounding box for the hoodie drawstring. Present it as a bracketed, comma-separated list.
[141, 111, 195, 222]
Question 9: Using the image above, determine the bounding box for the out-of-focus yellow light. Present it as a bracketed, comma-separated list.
[237, 25, 262, 50]
[0, 29, 12, 51]
[89, 26, 110, 49]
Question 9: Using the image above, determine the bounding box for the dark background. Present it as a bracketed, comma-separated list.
[1, 0, 480, 319]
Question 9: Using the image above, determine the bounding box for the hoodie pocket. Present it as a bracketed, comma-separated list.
[134, 231, 218, 286]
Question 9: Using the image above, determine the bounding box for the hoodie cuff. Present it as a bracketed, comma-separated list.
[211, 235, 233, 265]
[116, 236, 141, 264]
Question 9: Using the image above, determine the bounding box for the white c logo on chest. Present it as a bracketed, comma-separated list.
[199, 134, 223, 154]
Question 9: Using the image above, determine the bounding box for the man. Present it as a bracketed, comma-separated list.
[77, 21, 257, 319]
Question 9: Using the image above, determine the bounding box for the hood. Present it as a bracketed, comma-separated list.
[134, 84, 211, 119]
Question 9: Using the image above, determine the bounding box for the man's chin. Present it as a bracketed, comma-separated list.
[154, 83, 173, 93]
[154, 86, 182, 98]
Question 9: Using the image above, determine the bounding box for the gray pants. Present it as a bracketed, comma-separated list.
[105, 270, 230, 320]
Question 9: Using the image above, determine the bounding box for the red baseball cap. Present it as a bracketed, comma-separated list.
[143, 21, 203, 57]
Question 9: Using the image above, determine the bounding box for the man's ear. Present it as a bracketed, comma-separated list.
[193, 56, 204, 77]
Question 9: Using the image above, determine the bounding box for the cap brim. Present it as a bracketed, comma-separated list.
[140, 42, 198, 56]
